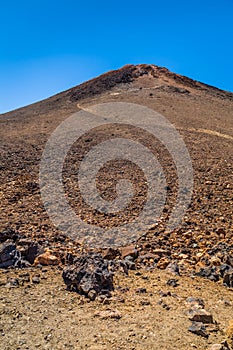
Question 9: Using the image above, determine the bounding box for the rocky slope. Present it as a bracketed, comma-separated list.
[0, 64, 232, 349]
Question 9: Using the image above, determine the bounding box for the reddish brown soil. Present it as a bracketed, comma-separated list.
[0, 64, 232, 349]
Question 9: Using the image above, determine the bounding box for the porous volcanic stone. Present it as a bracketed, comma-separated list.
[62, 253, 114, 300]
[0, 241, 21, 268]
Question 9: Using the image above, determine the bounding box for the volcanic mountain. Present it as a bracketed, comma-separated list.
[1, 64, 232, 239]
[0, 64, 232, 350]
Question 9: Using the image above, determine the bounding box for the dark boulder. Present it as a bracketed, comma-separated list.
[0, 241, 21, 268]
[62, 253, 114, 300]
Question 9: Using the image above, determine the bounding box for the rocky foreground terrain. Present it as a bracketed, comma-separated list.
[0, 64, 232, 349]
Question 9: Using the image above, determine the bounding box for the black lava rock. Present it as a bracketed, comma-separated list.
[196, 267, 220, 282]
[0, 241, 21, 268]
[62, 253, 114, 300]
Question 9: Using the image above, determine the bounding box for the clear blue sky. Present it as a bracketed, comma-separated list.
[1, 0, 233, 113]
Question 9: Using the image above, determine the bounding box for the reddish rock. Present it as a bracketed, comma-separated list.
[101, 247, 120, 260]
[34, 249, 59, 266]
[120, 245, 138, 259]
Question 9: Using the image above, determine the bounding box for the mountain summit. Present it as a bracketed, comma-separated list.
[67, 64, 233, 102]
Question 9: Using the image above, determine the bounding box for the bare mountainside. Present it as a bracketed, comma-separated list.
[0, 64, 233, 350]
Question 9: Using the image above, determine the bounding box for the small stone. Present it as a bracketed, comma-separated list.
[166, 278, 179, 287]
[87, 289, 97, 301]
[139, 299, 151, 306]
[188, 309, 214, 324]
[209, 342, 230, 350]
[186, 297, 205, 309]
[18, 339, 26, 345]
[157, 257, 170, 269]
[135, 271, 142, 276]
[210, 256, 222, 266]
[124, 256, 134, 262]
[124, 259, 136, 270]
[188, 322, 208, 338]
[135, 288, 147, 294]
[111, 296, 125, 303]
[206, 324, 219, 333]
[209, 345, 224, 350]
[102, 297, 111, 305]
[120, 245, 138, 260]
[34, 249, 59, 266]
[94, 309, 122, 319]
[95, 295, 105, 303]
[166, 262, 180, 275]
[5, 278, 19, 288]
[163, 303, 170, 310]
[32, 276, 40, 284]
[19, 272, 30, 278]
[44, 333, 52, 341]
[159, 290, 171, 297]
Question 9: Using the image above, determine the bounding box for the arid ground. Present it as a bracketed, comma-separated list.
[0, 64, 232, 349]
